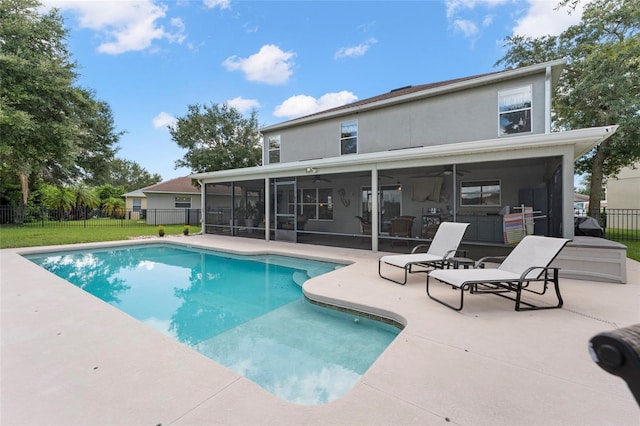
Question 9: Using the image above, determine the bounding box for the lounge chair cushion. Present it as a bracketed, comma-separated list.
[379, 253, 445, 269]
[429, 268, 521, 288]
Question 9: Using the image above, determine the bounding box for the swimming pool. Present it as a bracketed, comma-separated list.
[26, 243, 400, 405]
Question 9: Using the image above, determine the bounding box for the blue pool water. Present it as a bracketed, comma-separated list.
[27, 244, 400, 405]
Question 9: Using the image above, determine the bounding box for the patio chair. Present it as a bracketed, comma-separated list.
[427, 235, 569, 311]
[355, 215, 372, 235]
[378, 222, 469, 285]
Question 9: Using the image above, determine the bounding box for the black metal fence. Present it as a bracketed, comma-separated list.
[0, 206, 201, 227]
[576, 208, 640, 241]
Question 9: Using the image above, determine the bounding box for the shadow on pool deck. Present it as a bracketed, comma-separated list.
[1, 234, 639, 425]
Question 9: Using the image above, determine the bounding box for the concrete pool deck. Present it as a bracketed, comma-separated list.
[1, 234, 639, 425]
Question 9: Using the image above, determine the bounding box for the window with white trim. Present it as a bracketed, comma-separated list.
[299, 188, 333, 220]
[340, 120, 357, 155]
[460, 180, 501, 206]
[175, 196, 192, 208]
[498, 86, 532, 136]
[268, 135, 280, 164]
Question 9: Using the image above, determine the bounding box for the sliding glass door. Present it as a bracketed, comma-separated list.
[361, 185, 402, 234]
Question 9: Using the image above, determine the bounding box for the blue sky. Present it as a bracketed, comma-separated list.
[43, 0, 584, 182]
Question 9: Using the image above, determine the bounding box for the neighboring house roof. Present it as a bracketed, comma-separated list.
[122, 188, 146, 198]
[261, 59, 567, 132]
[143, 176, 200, 194]
[574, 193, 589, 202]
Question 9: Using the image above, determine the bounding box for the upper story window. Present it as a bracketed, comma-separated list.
[175, 196, 192, 208]
[299, 188, 333, 220]
[498, 86, 532, 136]
[460, 180, 501, 206]
[268, 135, 281, 164]
[340, 120, 358, 155]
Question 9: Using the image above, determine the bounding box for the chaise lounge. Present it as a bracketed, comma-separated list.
[378, 222, 469, 285]
[427, 235, 569, 311]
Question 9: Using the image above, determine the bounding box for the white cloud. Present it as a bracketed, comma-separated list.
[512, 1, 584, 38]
[43, 0, 186, 54]
[222, 44, 296, 85]
[274, 91, 358, 119]
[334, 38, 378, 59]
[227, 97, 261, 113]
[453, 19, 479, 37]
[152, 112, 177, 129]
[445, 0, 508, 19]
[204, 0, 231, 9]
[445, 0, 584, 39]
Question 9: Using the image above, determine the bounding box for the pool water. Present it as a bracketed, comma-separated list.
[27, 244, 400, 405]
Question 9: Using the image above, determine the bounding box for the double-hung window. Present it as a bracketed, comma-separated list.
[299, 188, 333, 220]
[268, 135, 281, 164]
[340, 120, 358, 155]
[498, 86, 532, 136]
[132, 199, 142, 212]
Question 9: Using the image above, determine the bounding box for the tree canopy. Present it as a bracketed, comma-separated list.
[90, 158, 162, 192]
[0, 0, 121, 207]
[170, 103, 262, 173]
[496, 0, 640, 212]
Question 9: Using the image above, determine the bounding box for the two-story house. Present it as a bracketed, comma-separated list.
[191, 59, 617, 254]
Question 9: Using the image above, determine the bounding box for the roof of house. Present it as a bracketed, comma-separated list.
[122, 188, 146, 198]
[142, 176, 200, 195]
[260, 59, 567, 132]
[574, 193, 590, 202]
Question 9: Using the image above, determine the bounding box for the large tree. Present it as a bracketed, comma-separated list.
[0, 0, 120, 209]
[91, 158, 162, 191]
[496, 0, 640, 215]
[170, 103, 262, 173]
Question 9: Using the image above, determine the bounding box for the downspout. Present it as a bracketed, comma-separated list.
[545, 66, 552, 134]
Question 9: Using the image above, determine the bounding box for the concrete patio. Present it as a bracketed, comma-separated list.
[1, 234, 639, 425]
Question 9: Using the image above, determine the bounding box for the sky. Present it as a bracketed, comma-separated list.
[42, 0, 585, 182]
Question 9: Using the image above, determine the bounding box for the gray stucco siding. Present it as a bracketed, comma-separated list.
[264, 74, 548, 164]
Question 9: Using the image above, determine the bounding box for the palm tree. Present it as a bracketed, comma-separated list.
[40, 184, 74, 221]
[102, 196, 125, 219]
[70, 183, 100, 219]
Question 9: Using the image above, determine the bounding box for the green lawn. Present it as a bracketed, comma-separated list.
[621, 239, 639, 262]
[0, 224, 200, 249]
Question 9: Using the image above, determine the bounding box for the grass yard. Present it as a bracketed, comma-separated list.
[621, 239, 639, 262]
[0, 224, 200, 249]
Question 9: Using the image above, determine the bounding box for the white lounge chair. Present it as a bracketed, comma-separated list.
[378, 222, 469, 285]
[427, 235, 570, 311]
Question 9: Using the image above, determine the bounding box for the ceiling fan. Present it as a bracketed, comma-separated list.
[312, 176, 331, 183]
[415, 165, 470, 178]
